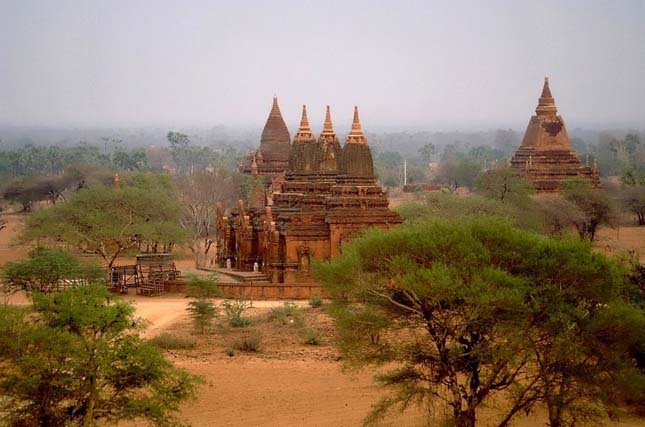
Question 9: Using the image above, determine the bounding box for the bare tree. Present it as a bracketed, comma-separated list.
[176, 170, 241, 267]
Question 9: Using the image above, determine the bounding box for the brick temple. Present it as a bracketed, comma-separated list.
[510, 77, 599, 192]
[218, 98, 401, 284]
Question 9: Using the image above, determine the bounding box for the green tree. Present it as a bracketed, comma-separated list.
[475, 168, 534, 205]
[2, 248, 104, 293]
[23, 174, 187, 268]
[315, 219, 644, 427]
[434, 158, 482, 191]
[419, 143, 436, 163]
[562, 177, 615, 242]
[0, 285, 199, 427]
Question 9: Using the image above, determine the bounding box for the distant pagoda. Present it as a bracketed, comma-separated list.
[510, 77, 599, 192]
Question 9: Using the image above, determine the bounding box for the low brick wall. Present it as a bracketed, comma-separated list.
[217, 282, 326, 300]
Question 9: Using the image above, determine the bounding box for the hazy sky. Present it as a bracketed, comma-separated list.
[1, 0, 644, 131]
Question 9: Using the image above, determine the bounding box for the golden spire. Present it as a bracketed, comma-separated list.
[114, 173, 120, 191]
[536, 76, 557, 116]
[346, 106, 367, 144]
[293, 105, 315, 143]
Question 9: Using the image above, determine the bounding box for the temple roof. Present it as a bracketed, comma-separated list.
[259, 96, 291, 162]
[345, 106, 367, 144]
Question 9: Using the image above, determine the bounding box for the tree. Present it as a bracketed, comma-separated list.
[621, 185, 645, 226]
[434, 158, 482, 191]
[562, 177, 615, 242]
[419, 143, 436, 163]
[396, 192, 542, 233]
[167, 131, 213, 174]
[315, 219, 645, 427]
[175, 169, 242, 267]
[23, 174, 187, 268]
[536, 195, 585, 237]
[2, 248, 104, 293]
[0, 285, 199, 427]
[475, 169, 534, 205]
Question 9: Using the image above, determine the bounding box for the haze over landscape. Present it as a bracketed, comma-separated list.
[2, 0, 644, 130]
[2, 2, 645, 427]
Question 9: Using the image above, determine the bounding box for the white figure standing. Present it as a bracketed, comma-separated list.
[253, 262, 259, 272]
[226, 258, 232, 269]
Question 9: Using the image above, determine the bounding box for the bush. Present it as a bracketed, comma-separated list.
[268, 301, 303, 326]
[225, 348, 235, 357]
[148, 333, 196, 350]
[186, 299, 218, 334]
[2, 248, 105, 293]
[303, 329, 322, 346]
[308, 294, 323, 308]
[223, 298, 252, 328]
[185, 274, 221, 299]
[233, 331, 262, 352]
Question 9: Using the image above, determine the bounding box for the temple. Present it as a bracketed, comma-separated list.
[219, 101, 401, 284]
[510, 77, 599, 192]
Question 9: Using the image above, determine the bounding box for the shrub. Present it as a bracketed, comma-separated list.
[148, 333, 196, 350]
[233, 331, 262, 352]
[2, 248, 104, 293]
[268, 301, 303, 326]
[225, 348, 235, 357]
[303, 329, 322, 346]
[308, 294, 323, 308]
[223, 298, 252, 328]
[186, 299, 218, 334]
[185, 275, 221, 299]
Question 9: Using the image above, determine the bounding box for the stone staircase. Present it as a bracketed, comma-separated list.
[206, 268, 272, 285]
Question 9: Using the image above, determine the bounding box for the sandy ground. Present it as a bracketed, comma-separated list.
[131, 299, 645, 427]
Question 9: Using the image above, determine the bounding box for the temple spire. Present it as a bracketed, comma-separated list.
[346, 106, 367, 144]
[536, 76, 557, 116]
[323, 106, 334, 133]
[259, 95, 291, 163]
[293, 105, 315, 143]
[300, 105, 311, 130]
[319, 105, 337, 142]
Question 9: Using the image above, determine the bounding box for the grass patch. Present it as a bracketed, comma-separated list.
[148, 333, 196, 350]
[268, 302, 304, 326]
[308, 294, 323, 308]
[303, 328, 322, 346]
[233, 331, 262, 352]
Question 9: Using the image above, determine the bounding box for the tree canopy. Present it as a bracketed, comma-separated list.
[0, 285, 198, 427]
[22, 173, 187, 267]
[2, 248, 104, 294]
[315, 218, 644, 427]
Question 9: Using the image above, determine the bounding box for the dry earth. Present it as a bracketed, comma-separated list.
[128, 297, 645, 427]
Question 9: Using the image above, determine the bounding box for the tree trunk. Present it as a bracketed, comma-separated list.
[455, 409, 476, 427]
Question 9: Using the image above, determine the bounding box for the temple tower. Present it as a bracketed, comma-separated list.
[340, 106, 374, 178]
[288, 105, 318, 173]
[510, 77, 599, 192]
[315, 106, 343, 173]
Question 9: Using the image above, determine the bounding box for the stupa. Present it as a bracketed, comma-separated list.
[510, 77, 599, 192]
